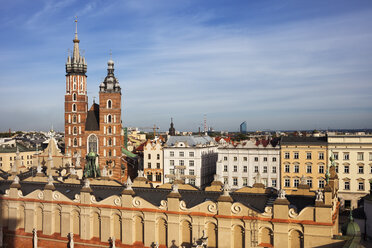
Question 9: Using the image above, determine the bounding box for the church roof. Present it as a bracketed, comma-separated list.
[85, 103, 100, 131]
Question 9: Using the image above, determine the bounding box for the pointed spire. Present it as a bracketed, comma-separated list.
[72, 16, 80, 62]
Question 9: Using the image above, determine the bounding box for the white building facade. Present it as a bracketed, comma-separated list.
[163, 136, 218, 188]
[328, 134, 372, 209]
[216, 140, 280, 189]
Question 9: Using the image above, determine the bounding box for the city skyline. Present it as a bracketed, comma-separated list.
[0, 0, 372, 132]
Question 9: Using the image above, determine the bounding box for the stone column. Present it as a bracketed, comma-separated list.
[100, 209, 111, 242]
[143, 212, 155, 247]
[60, 205, 72, 238]
[24, 203, 36, 233]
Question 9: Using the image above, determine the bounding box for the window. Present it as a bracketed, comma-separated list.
[170, 151, 174, 157]
[157, 154, 160, 160]
[148, 154, 151, 159]
[156, 174, 161, 182]
[306, 152, 312, 159]
[358, 166, 364, 174]
[284, 152, 290, 159]
[108, 138, 112, 146]
[148, 162, 151, 168]
[170, 160, 174, 166]
[319, 180, 325, 188]
[306, 165, 312, 173]
[10, 157, 12, 161]
[234, 157, 237, 161]
[223, 156, 227, 161]
[263, 166, 267, 173]
[72, 104, 76, 112]
[284, 179, 290, 187]
[358, 182, 364, 191]
[73, 126, 77, 134]
[319, 152, 324, 160]
[233, 178, 238, 186]
[189, 152, 194, 157]
[344, 181, 350, 190]
[223, 165, 227, 172]
[272, 166, 277, 173]
[156, 163, 160, 169]
[107, 115, 112, 123]
[243, 157, 247, 161]
[370, 165, 372, 174]
[294, 152, 299, 159]
[307, 179, 313, 188]
[108, 126, 112, 134]
[73, 93, 77, 101]
[189, 169, 194, 175]
[294, 179, 299, 188]
[334, 153, 339, 160]
[263, 157, 267, 162]
[180, 169, 185, 175]
[243, 166, 247, 172]
[285, 164, 290, 173]
[254, 166, 259, 173]
[147, 173, 152, 181]
[170, 168, 174, 174]
[179, 160, 184, 166]
[344, 165, 349, 174]
[272, 179, 277, 188]
[343, 153, 349, 160]
[73, 138, 77, 147]
[224, 178, 228, 184]
[108, 150, 112, 156]
[189, 179, 195, 185]
[233, 165, 237, 172]
[335, 166, 339, 173]
[294, 165, 299, 173]
[189, 160, 194, 166]
[369, 152, 372, 161]
[357, 152, 364, 161]
[319, 165, 324, 174]
[243, 178, 248, 186]
[107, 100, 112, 109]
[272, 157, 277, 162]
[254, 157, 259, 162]
[179, 152, 184, 157]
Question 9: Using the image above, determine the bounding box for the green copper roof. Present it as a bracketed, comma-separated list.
[121, 147, 136, 158]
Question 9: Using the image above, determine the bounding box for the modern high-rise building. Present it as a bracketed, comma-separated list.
[240, 121, 247, 134]
[64, 21, 126, 181]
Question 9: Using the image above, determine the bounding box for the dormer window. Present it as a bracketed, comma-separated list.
[107, 100, 112, 109]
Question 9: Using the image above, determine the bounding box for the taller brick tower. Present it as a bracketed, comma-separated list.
[64, 19, 88, 159]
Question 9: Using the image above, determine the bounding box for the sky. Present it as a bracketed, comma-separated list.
[0, 0, 372, 132]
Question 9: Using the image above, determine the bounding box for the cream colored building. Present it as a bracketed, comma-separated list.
[0, 143, 37, 172]
[281, 136, 328, 191]
[328, 134, 372, 209]
[0, 166, 344, 248]
[143, 139, 163, 186]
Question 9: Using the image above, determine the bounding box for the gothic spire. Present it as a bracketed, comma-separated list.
[66, 17, 87, 75]
[73, 17, 80, 63]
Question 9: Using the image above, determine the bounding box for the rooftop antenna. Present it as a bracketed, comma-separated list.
[204, 114, 207, 133]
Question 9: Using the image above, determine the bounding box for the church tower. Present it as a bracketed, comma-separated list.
[98, 58, 123, 179]
[64, 19, 88, 159]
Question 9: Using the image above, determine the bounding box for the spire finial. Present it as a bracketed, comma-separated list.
[74, 16, 78, 38]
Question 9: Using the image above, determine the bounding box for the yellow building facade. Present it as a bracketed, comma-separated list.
[0, 144, 36, 172]
[281, 136, 328, 191]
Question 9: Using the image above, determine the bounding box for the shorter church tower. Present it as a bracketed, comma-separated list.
[98, 59, 123, 179]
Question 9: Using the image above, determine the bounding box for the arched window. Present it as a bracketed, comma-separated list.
[108, 138, 112, 146]
[73, 138, 78, 147]
[108, 126, 112, 134]
[73, 127, 77, 135]
[73, 82, 76, 90]
[72, 104, 77, 112]
[88, 134, 98, 153]
[108, 150, 112, 157]
[73, 93, 77, 101]
[107, 99, 112, 109]
[107, 115, 112, 123]
[73, 115, 77, 123]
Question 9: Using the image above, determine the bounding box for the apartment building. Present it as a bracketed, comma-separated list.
[216, 139, 280, 189]
[280, 136, 328, 191]
[143, 139, 163, 186]
[163, 136, 218, 188]
[328, 134, 372, 209]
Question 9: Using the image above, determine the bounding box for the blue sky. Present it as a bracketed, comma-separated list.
[0, 0, 372, 132]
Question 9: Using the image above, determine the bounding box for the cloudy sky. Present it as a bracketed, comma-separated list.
[0, 0, 371, 132]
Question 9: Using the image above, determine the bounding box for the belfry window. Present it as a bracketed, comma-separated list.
[73, 127, 77, 135]
[107, 100, 112, 109]
[88, 135, 98, 153]
[73, 115, 77, 123]
[108, 138, 112, 146]
[72, 104, 77, 112]
[107, 115, 112, 123]
[73, 93, 77, 101]
[108, 126, 112, 134]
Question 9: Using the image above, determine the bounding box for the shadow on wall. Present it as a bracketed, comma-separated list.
[1, 218, 24, 248]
